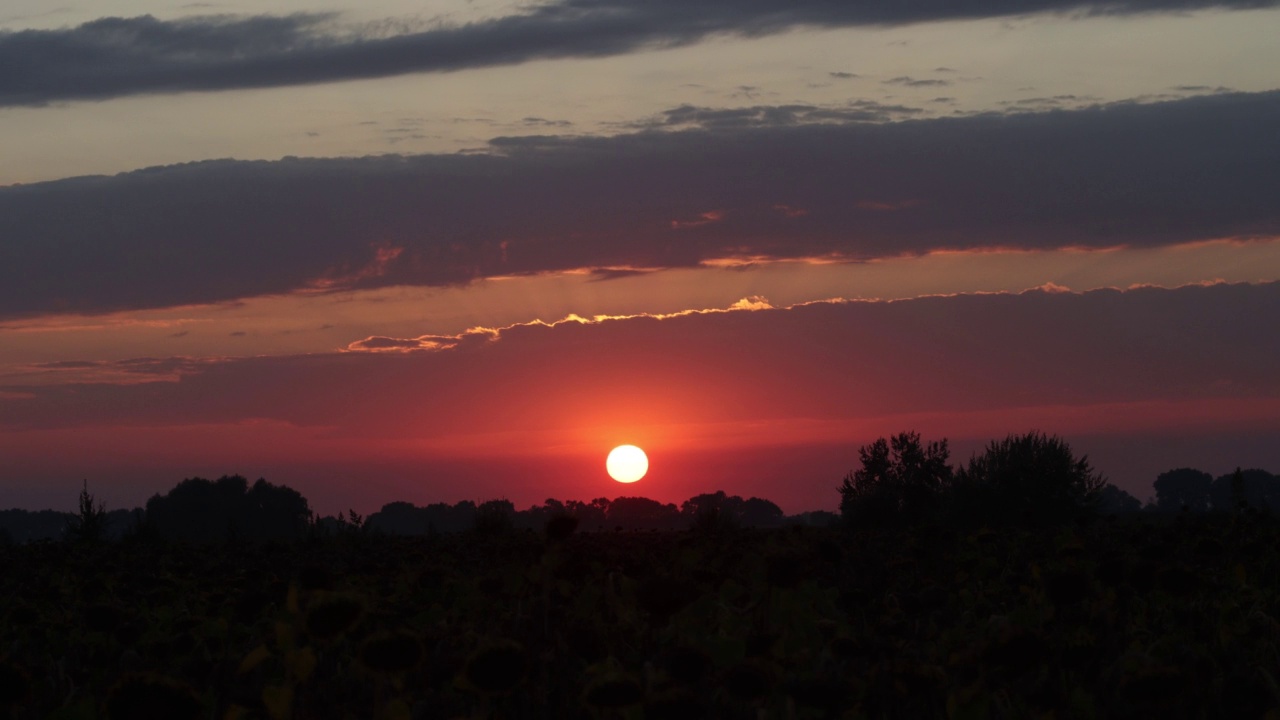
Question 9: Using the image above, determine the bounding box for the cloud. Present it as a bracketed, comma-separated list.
[643, 101, 923, 129]
[671, 210, 725, 229]
[2, 282, 1276, 437]
[1, 91, 1277, 318]
[883, 76, 952, 87]
[2, 0, 1276, 106]
[341, 296, 778, 354]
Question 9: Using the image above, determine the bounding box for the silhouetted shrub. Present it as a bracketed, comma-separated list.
[953, 431, 1105, 525]
[104, 674, 201, 720]
[544, 513, 580, 541]
[0, 660, 31, 711]
[462, 641, 525, 695]
[360, 631, 423, 675]
[303, 593, 365, 640]
[584, 674, 643, 709]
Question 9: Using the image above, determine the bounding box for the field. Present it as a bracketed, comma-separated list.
[2, 514, 1279, 719]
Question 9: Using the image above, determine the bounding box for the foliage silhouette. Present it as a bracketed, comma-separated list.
[8, 444, 1273, 546]
[5, 509, 1280, 718]
[1152, 468, 1213, 513]
[1096, 483, 1143, 514]
[144, 475, 311, 543]
[838, 432, 952, 526]
[606, 496, 682, 530]
[473, 498, 517, 535]
[64, 479, 109, 544]
[682, 491, 784, 532]
[953, 431, 1106, 525]
[1209, 467, 1278, 512]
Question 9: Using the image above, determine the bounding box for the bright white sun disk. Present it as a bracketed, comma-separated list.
[607, 445, 648, 483]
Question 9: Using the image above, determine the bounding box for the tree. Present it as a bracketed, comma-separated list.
[367, 501, 428, 535]
[954, 432, 1105, 525]
[473, 499, 516, 535]
[1208, 468, 1279, 512]
[145, 475, 312, 543]
[1152, 468, 1212, 513]
[65, 480, 109, 544]
[246, 478, 312, 538]
[838, 432, 951, 526]
[681, 491, 736, 531]
[1097, 483, 1143, 514]
[607, 496, 680, 530]
[740, 497, 784, 527]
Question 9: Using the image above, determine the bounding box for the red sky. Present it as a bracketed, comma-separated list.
[3, 282, 1278, 514]
[2, 2, 1279, 516]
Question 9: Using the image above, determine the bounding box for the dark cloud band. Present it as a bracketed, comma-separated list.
[1, 90, 1277, 318]
[2, 0, 1276, 106]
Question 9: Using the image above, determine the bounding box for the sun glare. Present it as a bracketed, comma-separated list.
[606, 444, 648, 483]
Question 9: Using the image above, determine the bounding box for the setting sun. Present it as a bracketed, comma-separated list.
[606, 445, 649, 483]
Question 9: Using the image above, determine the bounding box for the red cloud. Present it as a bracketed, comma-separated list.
[671, 210, 724, 229]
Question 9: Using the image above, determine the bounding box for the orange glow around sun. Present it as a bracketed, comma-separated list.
[606, 445, 648, 483]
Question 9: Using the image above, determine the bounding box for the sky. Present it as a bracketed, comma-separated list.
[2, 0, 1279, 515]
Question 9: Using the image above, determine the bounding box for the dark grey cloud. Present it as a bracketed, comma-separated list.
[1, 90, 1278, 318]
[2, 0, 1276, 106]
[641, 100, 923, 129]
[522, 117, 573, 127]
[1172, 84, 1233, 93]
[883, 76, 952, 87]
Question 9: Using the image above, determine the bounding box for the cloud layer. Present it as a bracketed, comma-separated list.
[2, 91, 1277, 318]
[2, 0, 1276, 106]
[3, 282, 1277, 435]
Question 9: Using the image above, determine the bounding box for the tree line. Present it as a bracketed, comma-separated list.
[0, 478, 831, 545]
[1, 430, 1274, 544]
[837, 430, 1276, 527]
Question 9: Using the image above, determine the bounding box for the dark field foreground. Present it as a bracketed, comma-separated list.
[3, 516, 1280, 719]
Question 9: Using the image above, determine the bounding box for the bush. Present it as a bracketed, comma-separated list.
[953, 431, 1105, 525]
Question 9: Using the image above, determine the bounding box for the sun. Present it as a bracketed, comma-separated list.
[606, 445, 648, 483]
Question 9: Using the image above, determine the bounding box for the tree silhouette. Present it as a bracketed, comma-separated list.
[838, 432, 951, 526]
[1096, 483, 1142, 514]
[64, 480, 109, 544]
[473, 499, 517, 535]
[607, 496, 681, 530]
[1208, 468, 1279, 512]
[740, 497, 784, 527]
[366, 501, 426, 535]
[954, 431, 1105, 525]
[1152, 468, 1213, 513]
[681, 491, 737, 531]
[145, 475, 311, 543]
[681, 491, 783, 530]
